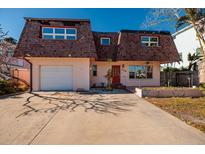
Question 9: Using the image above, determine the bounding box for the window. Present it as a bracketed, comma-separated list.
[55, 28, 65, 34]
[55, 35, 65, 40]
[17, 59, 24, 66]
[66, 36, 76, 40]
[42, 27, 77, 40]
[141, 36, 159, 47]
[42, 27, 53, 33]
[128, 65, 153, 79]
[92, 65, 97, 76]
[66, 29, 76, 34]
[0, 48, 3, 55]
[100, 37, 110, 45]
[43, 35, 53, 39]
[7, 48, 13, 57]
[179, 52, 183, 61]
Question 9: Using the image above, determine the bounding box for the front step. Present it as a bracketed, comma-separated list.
[112, 83, 126, 89]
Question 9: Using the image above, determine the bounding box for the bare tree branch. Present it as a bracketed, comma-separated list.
[16, 92, 136, 118]
[0, 24, 29, 87]
[141, 8, 183, 31]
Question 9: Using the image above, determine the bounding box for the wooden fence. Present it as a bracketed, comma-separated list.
[11, 68, 30, 85]
[160, 71, 199, 87]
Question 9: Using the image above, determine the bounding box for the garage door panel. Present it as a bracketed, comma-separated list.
[40, 66, 73, 90]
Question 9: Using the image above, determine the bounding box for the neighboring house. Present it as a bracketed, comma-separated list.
[0, 39, 29, 69]
[171, 25, 205, 83]
[0, 39, 30, 84]
[171, 25, 202, 68]
[14, 17, 179, 91]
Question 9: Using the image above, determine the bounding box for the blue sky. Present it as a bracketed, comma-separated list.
[0, 8, 176, 40]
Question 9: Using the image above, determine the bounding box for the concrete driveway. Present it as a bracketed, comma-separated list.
[0, 89, 205, 144]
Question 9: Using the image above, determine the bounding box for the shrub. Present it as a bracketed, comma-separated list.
[18, 83, 29, 91]
[0, 80, 27, 95]
[0, 80, 17, 94]
[199, 83, 205, 88]
[163, 67, 180, 72]
[162, 66, 189, 72]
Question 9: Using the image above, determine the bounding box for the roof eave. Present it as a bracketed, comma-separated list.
[24, 17, 90, 23]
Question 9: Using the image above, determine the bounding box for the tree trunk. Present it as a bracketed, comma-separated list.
[193, 25, 205, 58]
[196, 32, 205, 57]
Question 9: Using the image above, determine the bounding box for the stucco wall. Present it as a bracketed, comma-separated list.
[172, 27, 200, 68]
[29, 58, 90, 91]
[90, 60, 160, 87]
[199, 59, 205, 83]
[135, 87, 204, 98]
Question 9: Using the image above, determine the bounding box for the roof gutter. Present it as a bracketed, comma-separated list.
[172, 25, 193, 37]
[24, 17, 90, 22]
[23, 58, 32, 92]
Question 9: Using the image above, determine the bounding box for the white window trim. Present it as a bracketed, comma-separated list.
[141, 36, 159, 47]
[42, 27, 77, 40]
[100, 37, 110, 45]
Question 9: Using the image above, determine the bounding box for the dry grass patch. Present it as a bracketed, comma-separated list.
[146, 97, 205, 132]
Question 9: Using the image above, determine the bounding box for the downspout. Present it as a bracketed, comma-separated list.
[23, 58, 32, 92]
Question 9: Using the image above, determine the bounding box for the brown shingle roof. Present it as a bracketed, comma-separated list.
[92, 32, 119, 61]
[15, 18, 179, 63]
[14, 17, 97, 58]
[116, 30, 180, 62]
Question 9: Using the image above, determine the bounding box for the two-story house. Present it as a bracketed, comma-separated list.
[14, 17, 179, 91]
[172, 25, 205, 83]
[172, 25, 201, 68]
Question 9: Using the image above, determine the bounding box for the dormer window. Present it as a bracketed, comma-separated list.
[100, 37, 110, 46]
[141, 36, 159, 47]
[42, 27, 77, 40]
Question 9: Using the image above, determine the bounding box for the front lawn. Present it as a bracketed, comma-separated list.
[146, 97, 205, 132]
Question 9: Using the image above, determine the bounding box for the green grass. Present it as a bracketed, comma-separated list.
[199, 87, 205, 95]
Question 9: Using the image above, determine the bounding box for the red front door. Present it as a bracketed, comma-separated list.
[112, 65, 120, 84]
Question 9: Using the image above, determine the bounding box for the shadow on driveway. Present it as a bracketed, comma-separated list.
[16, 90, 136, 118]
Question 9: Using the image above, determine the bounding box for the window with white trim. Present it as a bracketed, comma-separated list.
[7, 48, 14, 57]
[92, 65, 97, 76]
[128, 65, 153, 79]
[42, 27, 77, 40]
[100, 37, 110, 45]
[141, 36, 159, 47]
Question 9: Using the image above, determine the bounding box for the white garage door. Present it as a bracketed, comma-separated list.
[40, 66, 73, 91]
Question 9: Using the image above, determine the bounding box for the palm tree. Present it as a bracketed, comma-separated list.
[187, 52, 200, 71]
[176, 8, 205, 57]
